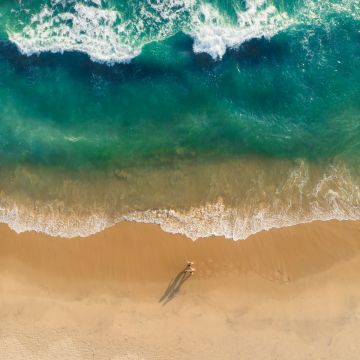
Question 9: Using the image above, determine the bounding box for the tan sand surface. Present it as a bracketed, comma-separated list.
[0, 220, 359, 359]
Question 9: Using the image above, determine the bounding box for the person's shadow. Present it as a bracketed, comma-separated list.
[159, 267, 192, 305]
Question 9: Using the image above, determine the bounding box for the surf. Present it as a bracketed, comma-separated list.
[6, 0, 292, 64]
[5, 0, 360, 65]
[1, 159, 359, 240]
[0, 0, 359, 240]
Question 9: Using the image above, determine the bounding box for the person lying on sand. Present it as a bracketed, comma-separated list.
[185, 261, 196, 275]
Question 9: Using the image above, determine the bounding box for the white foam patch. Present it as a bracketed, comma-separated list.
[7, 0, 293, 64]
[189, 0, 293, 59]
[300, 0, 360, 24]
[0, 200, 113, 238]
[125, 200, 360, 241]
[6, 0, 359, 64]
[8, 2, 141, 64]
[7, 0, 195, 64]
[1, 162, 359, 240]
[125, 162, 360, 240]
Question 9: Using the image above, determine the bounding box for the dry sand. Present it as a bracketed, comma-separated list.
[0, 220, 359, 359]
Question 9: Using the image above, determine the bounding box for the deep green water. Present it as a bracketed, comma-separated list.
[0, 0, 359, 239]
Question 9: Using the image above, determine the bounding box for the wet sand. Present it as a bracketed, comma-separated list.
[0, 220, 360, 359]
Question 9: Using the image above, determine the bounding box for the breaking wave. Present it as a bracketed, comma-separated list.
[189, 1, 292, 59]
[1, 161, 359, 240]
[7, 0, 293, 64]
[7, 0, 360, 64]
[8, 1, 142, 64]
[125, 163, 360, 240]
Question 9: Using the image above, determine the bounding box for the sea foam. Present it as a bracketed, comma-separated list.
[8, 0, 293, 64]
[189, 0, 293, 60]
[125, 163, 360, 240]
[7, 0, 194, 64]
[1, 162, 359, 240]
[7, 0, 360, 64]
[8, 2, 141, 64]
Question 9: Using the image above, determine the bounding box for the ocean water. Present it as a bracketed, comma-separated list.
[0, 0, 359, 239]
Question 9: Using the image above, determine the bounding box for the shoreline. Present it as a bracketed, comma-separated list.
[2, 156, 359, 241]
[1, 219, 359, 285]
[1, 220, 360, 359]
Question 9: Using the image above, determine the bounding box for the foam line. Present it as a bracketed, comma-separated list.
[7, 0, 293, 64]
[1, 162, 359, 240]
[189, 1, 293, 59]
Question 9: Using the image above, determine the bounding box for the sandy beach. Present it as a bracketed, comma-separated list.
[1, 0, 359, 358]
[0, 220, 359, 359]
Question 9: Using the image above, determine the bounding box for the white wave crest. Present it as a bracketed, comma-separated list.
[0, 200, 113, 237]
[124, 199, 360, 241]
[7, 0, 292, 64]
[8, 2, 141, 64]
[125, 163, 360, 240]
[189, 0, 293, 59]
[1, 162, 359, 240]
[6, 0, 359, 64]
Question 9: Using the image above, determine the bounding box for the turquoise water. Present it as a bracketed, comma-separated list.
[0, 0, 359, 239]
